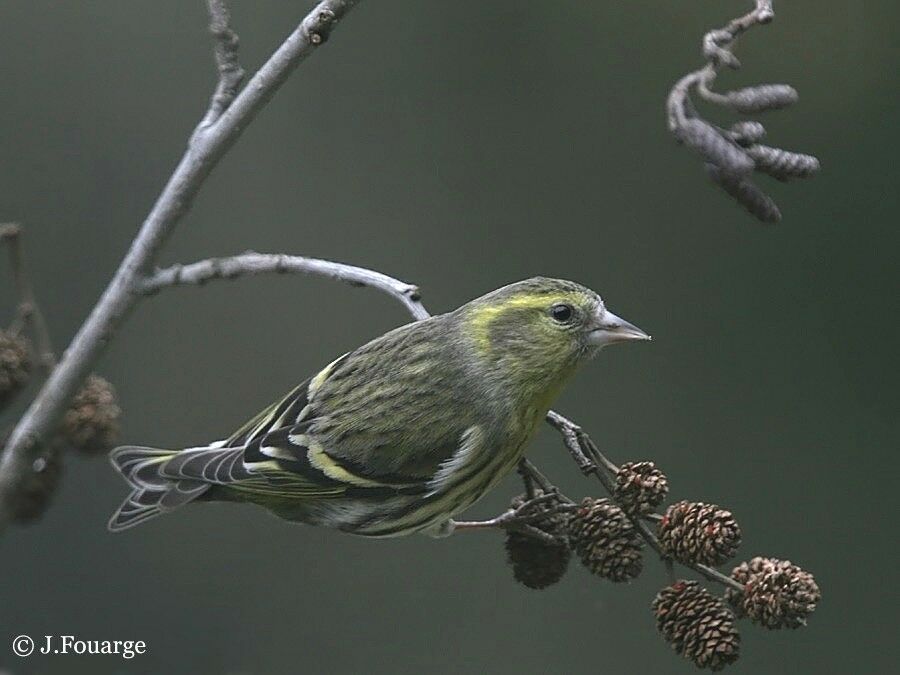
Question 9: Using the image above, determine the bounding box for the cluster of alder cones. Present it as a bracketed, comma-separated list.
[674, 92, 820, 224]
[668, 2, 821, 223]
[0, 329, 120, 523]
[504, 461, 820, 671]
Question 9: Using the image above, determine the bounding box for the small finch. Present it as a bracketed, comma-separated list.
[109, 278, 649, 535]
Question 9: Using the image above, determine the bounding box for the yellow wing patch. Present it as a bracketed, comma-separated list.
[305, 442, 390, 488]
[307, 353, 349, 400]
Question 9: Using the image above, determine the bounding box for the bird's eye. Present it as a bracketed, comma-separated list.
[550, 303, 575, 323]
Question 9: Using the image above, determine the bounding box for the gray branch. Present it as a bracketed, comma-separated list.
[198, 0, 246, 130]
[0, 0, 360, 527]
[546, 410, 746, 593]
[666, 1, 775, 132]
[140, 252, 429, 321]
[664, 1, 819, 224]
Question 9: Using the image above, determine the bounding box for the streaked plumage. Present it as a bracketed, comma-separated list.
[109, 277, 649, 535]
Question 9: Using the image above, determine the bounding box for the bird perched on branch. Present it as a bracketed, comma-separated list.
[109, 277, 649, 535]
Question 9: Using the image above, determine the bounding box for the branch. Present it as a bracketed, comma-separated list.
[198, 0, 246, 130]
[666, 0, 774, 132]
[545, 410, 744, 593]
[139, 252, 429, 321]
[453, 492, 576, 546]
[0, 223, 55, 372]
[666, 1, 819, 224]
[0, 0, 360, 527]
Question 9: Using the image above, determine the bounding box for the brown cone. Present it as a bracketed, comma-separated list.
[726, 557, 821, 629]
[653, 580, 741, 671]
[568, 497, 643, 582]
[614, 461, 669, 515]
[504, 492, 571, 590]
[61, 374, 121, 454]
[658, 501, 742, 566]
[0, 330, 32, 406]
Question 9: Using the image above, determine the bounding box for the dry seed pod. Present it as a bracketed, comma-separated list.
[726, 557, 821, 629]
[0, 330, 32, 406]
[658, 500, 742, 567]
[723, 84, 798, 113]
[568, 498, 643, 582]
[653, 580, 741, 671]
[744, 145, 821, 181]
[614, 461, 669, 516]
[706, 164, 782, 223]
[676, 119, 754, 177]
[61, 374, 121, 454]
[504, 492, 571, 590]
[727, 121, 766, 147]
[505, 532, 571, 590]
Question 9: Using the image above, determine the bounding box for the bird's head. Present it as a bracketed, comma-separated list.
[460, 277, 650, 389]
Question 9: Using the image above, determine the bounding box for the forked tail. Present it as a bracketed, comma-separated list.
[107, 446, 210, 531]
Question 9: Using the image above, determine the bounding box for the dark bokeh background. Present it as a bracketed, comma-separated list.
[1, 1, 897, 673]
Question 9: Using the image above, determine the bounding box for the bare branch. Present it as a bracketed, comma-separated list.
[0, 0, 360, 527]
[198, 0, 246, 130]
[544, 410, 745, 593]
[666, 1, 775, 132]
[545, 411, 619, 481]
[452, 491, 576, 545]
[139, 252, 429, 321]
[665, 1, 819, 223]
[0, 224, 55, 372]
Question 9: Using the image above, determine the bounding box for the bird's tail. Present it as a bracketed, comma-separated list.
[107, 445, 211, 532]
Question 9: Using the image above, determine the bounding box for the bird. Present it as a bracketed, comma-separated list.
[108, 277, 650, 536]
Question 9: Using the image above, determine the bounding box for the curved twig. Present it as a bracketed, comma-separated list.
[665, 1, 819, 224]
[140, 252, 429, 321]
[198, 0, 246, 130]
[666, 1, 775, 131]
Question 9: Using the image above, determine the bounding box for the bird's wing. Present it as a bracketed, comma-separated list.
[205, 320, 484, 497]
[233, 420, 487, 500]
[238, 423, 428, 496]
[302, 320, 484, 485]
[222, 376, 319, 448]
[158, 355, 352, 498]
[219, 351, 358, 449]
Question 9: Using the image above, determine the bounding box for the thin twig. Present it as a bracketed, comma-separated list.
[139, 252, 429, 321]
[545, 411, 619, 477]
[0, 224, 56, 372]
[517, 460, 537, 500]
[693, 561, 744, 592]
[452, 492, 576, 545]
[453, 461, 579, 544]
[197, 0, 246, 131]
[545, 409, 745, 593]
[664, 558, 677, 585]
[0, 0, 360, 527]
[452, 518, 564, 546]
[666, 0, 775, 131]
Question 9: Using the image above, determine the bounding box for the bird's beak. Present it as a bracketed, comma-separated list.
[588, 308, 651, 347]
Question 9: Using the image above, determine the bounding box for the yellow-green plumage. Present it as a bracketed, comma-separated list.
[108, 277, 649, 535]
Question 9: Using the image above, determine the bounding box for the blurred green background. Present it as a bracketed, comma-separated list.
[1, 1, 897, 673]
